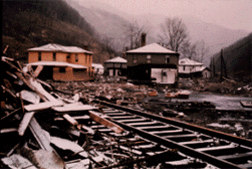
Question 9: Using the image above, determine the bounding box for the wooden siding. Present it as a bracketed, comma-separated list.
[28, 50, 93, 81]
[127, 54, 178, 67]
[53, 67, 91, 81]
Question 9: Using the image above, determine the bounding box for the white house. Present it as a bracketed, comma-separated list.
[179, 58, 211, 78]
[92, 63, 104, 75]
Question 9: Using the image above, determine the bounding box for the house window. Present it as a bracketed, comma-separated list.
[147, 55, 151, 63]
[133, 55, 137, 63]
[59, 67, 65, 73]
[165, 55, 170, 63]
[67, 54, 70, 59]
[38, 52, 41, 61]
[183, 66, 185, 71]
[53, 53, 56, 61]
[75, 54, 78, 62]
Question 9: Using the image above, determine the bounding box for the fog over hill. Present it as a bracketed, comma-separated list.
[67, 0, 250, 66]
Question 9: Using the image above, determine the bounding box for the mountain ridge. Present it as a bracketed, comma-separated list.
[67, 0, 250, 66]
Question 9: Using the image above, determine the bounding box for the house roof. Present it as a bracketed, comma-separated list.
[126, 43, 178, 54]
[104, 56, 127, 63]
[191, 66, 211, 73]
[179, 58, 203, 66]
[27, 61, 87, 69]
[92, 63, 104, 68]
[27, 43, 93, 54]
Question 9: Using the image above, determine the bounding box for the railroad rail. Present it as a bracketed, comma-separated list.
[92, 99, 252, 169]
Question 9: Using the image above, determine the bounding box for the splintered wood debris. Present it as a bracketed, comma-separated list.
[1, 55, 185, 168]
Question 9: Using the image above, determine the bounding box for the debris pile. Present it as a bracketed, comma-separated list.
[48, 80, 149, 108]
[1, 56, 192, 168]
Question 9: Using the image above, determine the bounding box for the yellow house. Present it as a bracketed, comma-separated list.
[27, 43, 94, 81]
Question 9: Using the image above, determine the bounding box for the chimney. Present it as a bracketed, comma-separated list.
[141, 33, 146, 47]
[83, 45, 89, 51]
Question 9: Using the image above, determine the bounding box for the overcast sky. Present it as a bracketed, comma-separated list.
[82, 0, 252, 32]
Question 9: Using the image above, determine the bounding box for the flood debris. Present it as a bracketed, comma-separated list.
[1, 55, 251, 168]
[2, 55, 192, 168]
[1, 56, 115, 168]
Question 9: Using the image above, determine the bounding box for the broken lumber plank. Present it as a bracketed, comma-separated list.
[82, 125, 95, 135]
[50, 136, 88, 158]
[6, 143, 20, 157]
[33, 65, 43, 78]
[54, 115, 90, 121]
[28, 78, 58, 102]
[89, 111, 125, 134]
[0, 128, 17, 134]
[1, 107, 21, 121]
[63, 114, 78, 126]
[52, 102, 97, 112]
[24, 100, 63, 111]
[19, 90, 40, 104]
[1, 85, 17, 99]
[6, 71, 18, 79]
[37, 79, 53, 90]
[28, 117, 52, 151]
[65, 159, 90, 169]
[18, 112, 35, 136]
[1, 154, 37, 169]
[15, 72, 47, 101]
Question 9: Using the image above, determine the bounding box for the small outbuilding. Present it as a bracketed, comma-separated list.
[104, 56, 127, 76]
[191, 66, 212, 78]
[178, 58, 211, 78]
[92, 63, 104, 75]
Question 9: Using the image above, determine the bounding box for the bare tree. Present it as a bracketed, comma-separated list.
[194, 40, 209, 62]
[179, 40, 197, 59]
[123, 21, 147, 49]
[159, 17, 188, 52]
[101, 35, 115, 59]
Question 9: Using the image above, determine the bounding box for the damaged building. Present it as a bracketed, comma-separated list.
[104, 56, 127, 77]
[27, 43, 94, 81]
[126, 43, 180, 86]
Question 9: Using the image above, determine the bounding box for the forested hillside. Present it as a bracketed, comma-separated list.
[2, 0, 113, 63]
[210, 33, 252, 82]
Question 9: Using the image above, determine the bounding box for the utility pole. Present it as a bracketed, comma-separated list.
[220, 49, 227, 81]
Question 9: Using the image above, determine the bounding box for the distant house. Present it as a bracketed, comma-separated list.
[126, 43, 180, 85]
[178, 58, 211, 78]
[104, 56, 127, 76]
[92, 63, 104, 75]
[27, 43, 93, 81]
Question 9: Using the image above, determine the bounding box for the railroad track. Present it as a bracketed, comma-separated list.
[92, 99, 252, 169]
